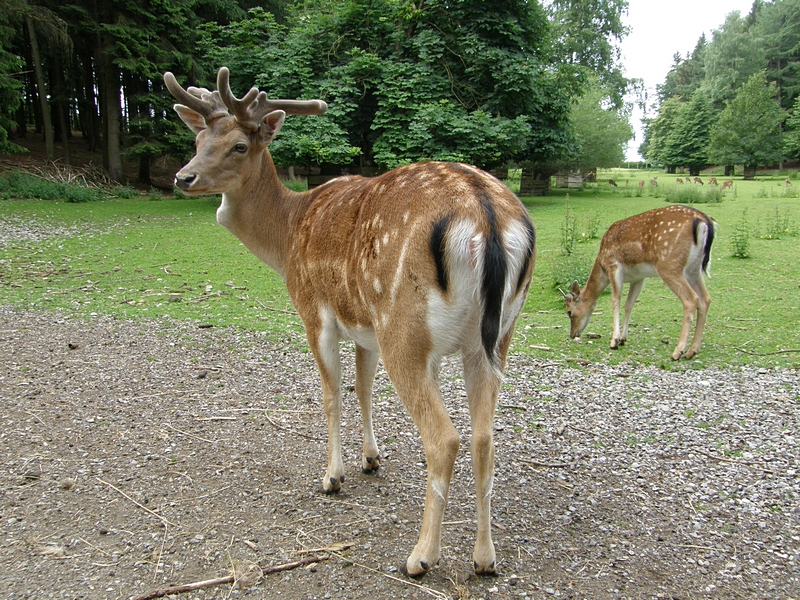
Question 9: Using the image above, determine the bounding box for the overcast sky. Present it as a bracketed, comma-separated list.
[619, 0, 757, 161]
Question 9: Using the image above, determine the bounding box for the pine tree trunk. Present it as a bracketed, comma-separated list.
[52, 53, 70, 165]
[104, 65, 124, 183]
[25, 15, 54, 161]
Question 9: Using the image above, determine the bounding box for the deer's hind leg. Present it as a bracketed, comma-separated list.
[659, 267, 700, 360]
[382, 347, 459, 578]
[620, 279, 645, 344]
[684, 270, 711, 359]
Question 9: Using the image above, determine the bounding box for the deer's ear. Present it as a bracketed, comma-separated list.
[570, 280, 581, 296]
[174, 104, 207, 134]
[259, 110, 285, 145]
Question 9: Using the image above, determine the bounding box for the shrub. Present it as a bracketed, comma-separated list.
[664, 185, 723, 204]
[0, 171, 106, 202]
[551, 252, 594, 290]
[560, 202, 578, 256]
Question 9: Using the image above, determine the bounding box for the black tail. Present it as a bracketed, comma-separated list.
[692, 215, 716, 273]
[481, 200, 506, 364]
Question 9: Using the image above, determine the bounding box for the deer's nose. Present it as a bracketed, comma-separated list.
[175, 173, 196, 190]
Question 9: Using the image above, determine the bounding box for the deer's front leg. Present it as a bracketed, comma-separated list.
[309, 323, 345, 494]
[620, 279, 645, 344]
[355, 345, 380, 473]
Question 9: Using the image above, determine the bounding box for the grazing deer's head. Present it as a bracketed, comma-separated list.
[564, 279, 593, 339]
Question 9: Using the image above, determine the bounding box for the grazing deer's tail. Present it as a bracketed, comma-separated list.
[693, 215, 717, 275]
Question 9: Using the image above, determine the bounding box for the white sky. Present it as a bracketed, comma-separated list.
[619, 0, 756, 161]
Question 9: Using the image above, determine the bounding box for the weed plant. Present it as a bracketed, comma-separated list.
[664, 185, 723, 204]
[730, 209, 752, 258]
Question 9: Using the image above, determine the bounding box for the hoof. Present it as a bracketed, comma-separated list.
[361, 455, 380, 474]
[399, 560, 429, 579]
[474, 560, 498, 576]
[321, 474, 345, 495]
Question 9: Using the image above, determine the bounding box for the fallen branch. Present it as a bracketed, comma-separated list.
[96, 478, 179, 529]
[130, 555, 329, 600]
[735, 347, 800, 356]
[264, 413, 320, 441]
[692, 448, 775, 473]
[518, 458, 570, 469]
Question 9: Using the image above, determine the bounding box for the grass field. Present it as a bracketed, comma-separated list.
[0, 168, 798, 370]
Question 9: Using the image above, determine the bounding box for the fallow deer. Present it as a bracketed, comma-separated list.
[709, 177, 718, 186]
[638, 180, 645, 191]
[694, 177, 704, 185]
[563, 205, 716, 360]
[721, 180, 733, 190]
[676, 178, 684, 184]
[650, 176, 658, 186]
[164, 67, 536, 577]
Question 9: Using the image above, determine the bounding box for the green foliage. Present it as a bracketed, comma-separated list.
[762, 206, 797, 239]
[567, 82, 633, 170]
[0, 6, 23, 153]
[708, 72, 785, 169]
[550, 252, 594, 290]
[730, 209, 752, 258]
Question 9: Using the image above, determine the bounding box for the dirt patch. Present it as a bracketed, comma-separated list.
[1, 307, 798, 599]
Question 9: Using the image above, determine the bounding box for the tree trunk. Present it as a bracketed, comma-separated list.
[52, 53, 70, 165]
[100, 54, 123, 182]
[25, 15, 54, 161]
[724, 165, 735, 176]
[743, 165, 756, 180]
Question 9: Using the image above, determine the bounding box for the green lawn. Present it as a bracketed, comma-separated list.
[1, 168, 798, 370]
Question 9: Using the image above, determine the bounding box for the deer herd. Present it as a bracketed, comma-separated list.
[165, 67, 721, 578]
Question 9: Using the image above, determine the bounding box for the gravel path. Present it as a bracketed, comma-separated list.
[1, 307, 798, 599]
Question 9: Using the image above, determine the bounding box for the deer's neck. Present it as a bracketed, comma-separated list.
[581, 259, 609, 304]
[216, 150, 307, 279]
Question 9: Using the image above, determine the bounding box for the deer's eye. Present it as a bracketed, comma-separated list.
[567, 311, 572, 317]
[234, 143, 248, 153]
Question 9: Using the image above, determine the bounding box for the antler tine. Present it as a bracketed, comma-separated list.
[216, 67, 328, 129]
[164, 72, 228, 122]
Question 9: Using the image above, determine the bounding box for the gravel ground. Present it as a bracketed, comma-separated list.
[1, 306, 798, 600]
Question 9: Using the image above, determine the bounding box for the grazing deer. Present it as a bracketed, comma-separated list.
[676, 178, 684, 184]
[785, 178, 792, 186]
[563, 205, 716, 360]
[721, 180, 733, 190]
[608, 179, 618, 187]
[708, 177, 718, 186]
[650, 176, 658, 186]
[164, 67, 536, 577]
[694, 177, 704, 185]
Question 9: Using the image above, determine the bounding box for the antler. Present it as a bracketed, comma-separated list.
[215, 67, 327, 131]
[163, 71, 229, 123]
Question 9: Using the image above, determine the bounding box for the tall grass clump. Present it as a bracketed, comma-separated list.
[551, 202, 594, 289]
[730, 209, 752, 258]
[0, 171, 106, 202]
[761, 206, 797, 239]
[664, 185, 723, 204]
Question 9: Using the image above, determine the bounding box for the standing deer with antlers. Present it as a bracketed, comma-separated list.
[164, 67, 536, 577]
[563, 205, 716, 360]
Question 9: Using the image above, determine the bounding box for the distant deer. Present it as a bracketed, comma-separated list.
[165, 67, 535, 577]
[608, 179, 618, 187]
[693, 177, 704, 185]
[638, 180, 645, 191]
[785, 178, 792, 186]
[563, 205, 716, 360]
[650, 176, 658, 186]
[721, 180, 733, 190]
[708, 177, 718, 186]
[676, 178, 684, 184]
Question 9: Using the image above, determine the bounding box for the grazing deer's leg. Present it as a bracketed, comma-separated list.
[658, 267, 700, 360]
[621, 279, 645, 343]
[609, 269, 625, 348]
[308, 320, 346, 494]
[684, 272, 711, 359]
[384, 352, 459, 577]
[355, 344, 380, 473]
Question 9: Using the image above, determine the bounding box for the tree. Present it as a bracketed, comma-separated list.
[708, 71, 784, 178]
[666, 90, 712, 176]
[567, 82, 633, 171]
[0, 1, 24, 153]
[658, 35, 707, 103]
[644, 96, 684, 168]
[546, 0, 631, 108]
[753, 0, 800, 110]
[703, 11, 765, 111]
